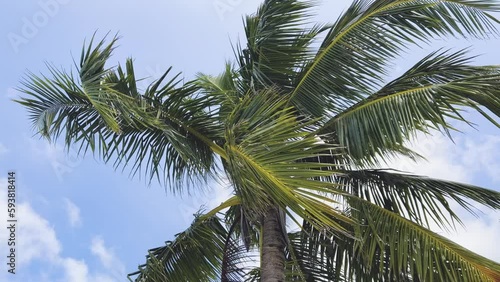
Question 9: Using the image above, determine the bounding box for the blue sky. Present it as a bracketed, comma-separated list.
[0, 1, 499, 281]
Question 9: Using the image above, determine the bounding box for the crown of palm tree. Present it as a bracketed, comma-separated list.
[17, 0, 500, 281]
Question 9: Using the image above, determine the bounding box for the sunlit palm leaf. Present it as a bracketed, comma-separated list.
[349, 198, 500, 281]
[128, 216, 229, 282]
[335, 169, 500, 229]
[291, 0, 499, 118]
[318, 49, 500, 164]
[288, 221, 359, 282]
[16, 36, 221, 190]
[16, 1, 500, 281]
[223, 88, 352, 231]
[196, 63, 240, 120]
[238, 0, 323, 91]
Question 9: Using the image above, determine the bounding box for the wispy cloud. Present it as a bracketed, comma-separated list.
[177, 177, 233, 224]
[444, 208, 500, 262]
[27, 138, 83, 182]
[0, 180, 125, 281]
[17, 203, 62, 265]
[384, 131, 499, 261]
[384, 131, 471, 183]
[460, 135, 500, 183]
[91, 237, 114, 268]
[64, 198, 82, 228]
[91, 237, 126, 280]
[62, 258, 88, 282]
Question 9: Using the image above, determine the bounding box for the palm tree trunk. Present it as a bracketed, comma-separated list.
[261, 206, 286, 282]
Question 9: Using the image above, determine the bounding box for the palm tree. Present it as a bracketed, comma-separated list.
[16, 0, 500, 281]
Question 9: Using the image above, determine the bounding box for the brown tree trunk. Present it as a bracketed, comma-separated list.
[261, 206, 286, 282]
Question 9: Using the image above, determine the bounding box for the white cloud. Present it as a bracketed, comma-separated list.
[91, 237, 114, 269]
[176, 177, 233, 225]
[62, 258, 89, 282]
[0, 181, 62, 267]
[384, 132, 471, 183]
[385, 130, 500, 185]
[64, 198, 82, 228]
[0, 180, 125, 282]
[0, 179, 9, 255]
[91, 237, 126, 280]
[460, 135, 500, 183]
[444, 209, 500, 262]
[17, 203, 62, 265]
[384, 131, 499, 262]
[210, 177, 234, 208]
[61, 255, 122, 282]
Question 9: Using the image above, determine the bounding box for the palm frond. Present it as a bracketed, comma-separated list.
[291, 0, 499, 118]
[244, 267, 261, 282]
[349, 197, 500, 281]
[223, 87, 353, 232]
[238, 0, 324, 91]
[16, 36, 222, 191]
[77, 33, 158, 133]
[224, 204, 260, 252]
[128, 212, 255, 282]
[318, 49, 500, 164]
[196, 63, 240, 120]
[17, 2, 500, 281]
[287, 221, 362, 282]
[335, 169, 500, 230]
[289, 196, 500, 282]
[104, 74, 222, 190]
[128, 215, 226, 282]
[221, 217, 255, 282]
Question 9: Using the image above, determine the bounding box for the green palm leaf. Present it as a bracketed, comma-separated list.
[335, 169, 500, 229]
[128, 215, 249, 282]
[223, 88, 352, 231]
[16, 1, 500, 281]
[16, 36, 222, 191]
[288, 221, 361, 282]
[238, 0, 324, 91]
[196, 63, 241, 120]
[291, 0, 499, 118]
[318, 49, 500, 164]
[350, 198, 500, 281]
